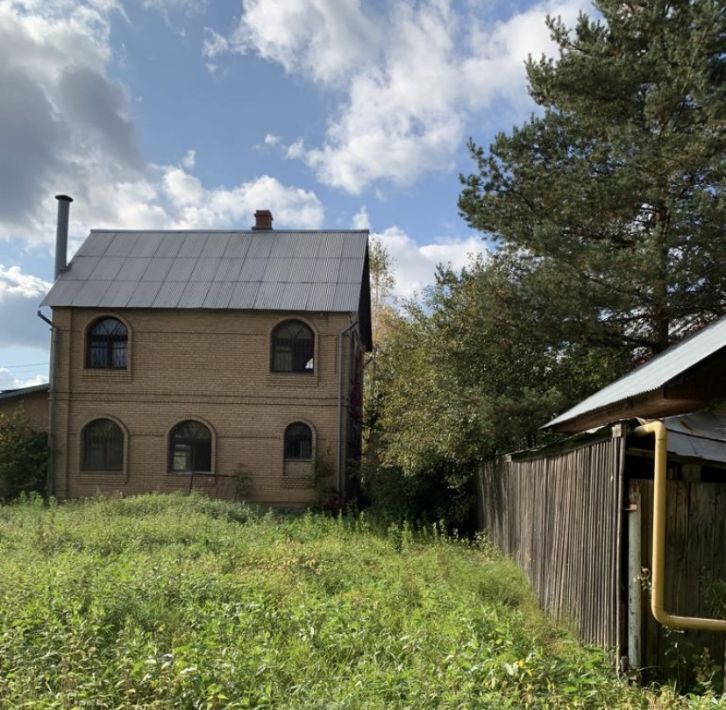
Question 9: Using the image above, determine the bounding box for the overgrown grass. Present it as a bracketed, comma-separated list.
[0, 494, 720, 708]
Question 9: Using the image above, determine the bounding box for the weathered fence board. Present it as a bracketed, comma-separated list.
[479, 436, 624, 649]
[637, 479, 726, 678]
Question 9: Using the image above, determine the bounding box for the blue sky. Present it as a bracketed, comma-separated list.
[0, 0, 590, 388]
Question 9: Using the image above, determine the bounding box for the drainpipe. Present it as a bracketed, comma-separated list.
[37, 194, 72, 497]
[37, 309, 56, 497]
[632, 421, 726, 632]
[627, 481, 642, 670]
[337, 319, 358, 501]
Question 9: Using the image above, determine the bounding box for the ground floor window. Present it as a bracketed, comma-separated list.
[169, 420, 212, 473]
[284, 422, 313, 460]
[81, 418, 124, 471]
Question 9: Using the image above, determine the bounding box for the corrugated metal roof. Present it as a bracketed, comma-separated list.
[42, 229, 369, 314]
[547, 316, 726, 428]
[662, 405, 726, 464]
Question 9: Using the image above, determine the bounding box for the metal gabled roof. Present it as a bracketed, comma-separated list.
[41, 229, 369, 315]
[546, 316, 726, 429]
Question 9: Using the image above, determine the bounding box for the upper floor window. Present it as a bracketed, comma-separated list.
[86, 317, 128, 369]
[81, 418, 124, 471]
[284, 422, 313, 460]
[271, 320, 314, 373]
[169, 420, 212, 473]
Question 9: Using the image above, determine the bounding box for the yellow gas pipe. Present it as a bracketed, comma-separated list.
[633, 421, 726, 632]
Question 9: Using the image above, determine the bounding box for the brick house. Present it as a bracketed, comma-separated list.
[40, 197, 371, 506]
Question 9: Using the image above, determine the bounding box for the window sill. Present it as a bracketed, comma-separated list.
[266, 373, 319, 387]
[80, 469, 125, 476]
[81, 369, 132, 381]
[167, 471, 215, 476]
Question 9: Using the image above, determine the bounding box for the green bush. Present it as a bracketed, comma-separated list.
[0, 411, 48, 500]
[364, 460, 477, 532]
[231, 463, 253, 501]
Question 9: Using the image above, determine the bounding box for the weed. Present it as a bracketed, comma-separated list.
[0, 494, 716, 708]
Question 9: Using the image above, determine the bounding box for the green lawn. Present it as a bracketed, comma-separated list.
[0, 494, 717, 708]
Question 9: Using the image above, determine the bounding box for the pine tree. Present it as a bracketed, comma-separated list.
[459, 0, 725, 355]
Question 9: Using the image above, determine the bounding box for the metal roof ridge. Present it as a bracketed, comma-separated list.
[89, 229, 370, 234]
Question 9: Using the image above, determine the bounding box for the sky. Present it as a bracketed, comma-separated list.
[0, 0, 592, 389]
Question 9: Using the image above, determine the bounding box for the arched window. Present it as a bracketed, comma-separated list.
[81, 418, 124, 471]
[169, 420, 212, 473]
[284, 422, 313, 460]
[86, 317, 128, 369]
[271, 320, 314, 373]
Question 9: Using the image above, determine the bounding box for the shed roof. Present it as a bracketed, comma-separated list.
[511, 405, 726, 465]
[661, 404, 726, 464]
[0, 383, 49, 401]
[546, 316, 726, 430]
[42, 229, 369, 315]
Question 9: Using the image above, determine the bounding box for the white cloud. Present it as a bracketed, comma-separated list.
[0, 265, 50, 302]
[285, 138, 305, 160]
[0, 1, 149, 244]
[0, 265, 52, 350]
[162, 169, 324, 230]
[263, 133, 281, 146]
[213, 0, 587, 194]
[140, 0, 206, 34]
[141, 0, 205, 12]
[212, 0, 377, 85]
[0, 2, 326, 248]
[0, 369, 47, 391]
[352, 206, 370, 230]
[374, 226, 486, 300]
[181, 148, 196, 169]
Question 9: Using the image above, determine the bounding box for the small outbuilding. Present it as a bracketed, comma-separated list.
[0, 384, 49, 432]
[478, 316, 726, 679]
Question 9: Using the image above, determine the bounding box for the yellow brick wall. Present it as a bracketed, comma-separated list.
[51, 307, 361, 506]
[0, 390, 49, 432]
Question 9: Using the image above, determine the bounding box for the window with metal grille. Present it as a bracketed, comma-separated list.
[86, 317, 128, 369]
[284, 422, 313, 460]
[169, 420, 212, 473]
[81, 418, 124, 471]
[271, 320, 314, 373]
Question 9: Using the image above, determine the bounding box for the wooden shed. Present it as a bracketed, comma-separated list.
[478, 317, 726, 678]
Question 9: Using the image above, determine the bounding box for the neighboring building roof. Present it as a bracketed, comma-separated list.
[546, 315, 726, 431]
[0, 383, 49, 401]
[660, 404, 726, 464]
[42, 229, 369, 314]
[509, 404, 726, 464]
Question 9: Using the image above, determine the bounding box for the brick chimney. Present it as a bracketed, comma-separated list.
[252, 210, 273, 231]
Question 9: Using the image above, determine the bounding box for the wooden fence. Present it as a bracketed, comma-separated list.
[636, 478, 726, 679]
[478, 434, 625, 649]
[478, 434, 726, 678]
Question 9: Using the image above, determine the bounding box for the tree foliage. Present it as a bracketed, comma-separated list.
[367, 1, 725, 525]
[459, 0, 725, 355]
[0, 411, 48, 500]
[368, 236, 396, 342]
[374, 255, 629, 469]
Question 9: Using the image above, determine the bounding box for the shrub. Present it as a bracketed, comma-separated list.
[0, 411, 48, 500]
[231, 463, 253, 501]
